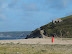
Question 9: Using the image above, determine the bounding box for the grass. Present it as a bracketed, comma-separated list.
[0, 44, 72, 54]
[61, 15, 72, 20]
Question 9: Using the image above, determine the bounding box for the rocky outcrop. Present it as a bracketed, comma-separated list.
[40, 30, 47, 38]
[25, 28, 46, 39]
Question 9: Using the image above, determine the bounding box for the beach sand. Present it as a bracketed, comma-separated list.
[0, 38, 72, 44]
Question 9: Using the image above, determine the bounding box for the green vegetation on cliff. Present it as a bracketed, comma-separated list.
[26, 15, 72, 39]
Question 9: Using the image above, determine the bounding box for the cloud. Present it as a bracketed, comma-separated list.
[0, 14, 6, 21]
[62, 0, 69, 8]
[22, 3, 39, 11]
[0, 0, 9, 12]
[65, 12, 72, 16]
[8, 0, 18, 8]
[45, 0, 68, 9]
[0, 2, 7, 21]
[0, 0, 5, 1]
[1, 3, 8, 8]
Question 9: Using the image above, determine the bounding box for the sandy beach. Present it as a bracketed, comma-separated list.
[0, 38, 72, 44]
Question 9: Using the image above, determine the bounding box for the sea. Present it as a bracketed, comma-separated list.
[0, 31, 31, 40]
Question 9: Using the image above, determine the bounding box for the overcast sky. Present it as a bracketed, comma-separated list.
[0, 0, 72, 32]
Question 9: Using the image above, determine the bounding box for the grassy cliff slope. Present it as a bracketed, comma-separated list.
[26, 15, 72, 39]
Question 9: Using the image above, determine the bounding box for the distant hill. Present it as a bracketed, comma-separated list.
[0, 31, 31, 40]
[25, 15, 72, 39]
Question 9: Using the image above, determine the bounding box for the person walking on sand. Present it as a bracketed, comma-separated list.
[52, 36, 53, 43]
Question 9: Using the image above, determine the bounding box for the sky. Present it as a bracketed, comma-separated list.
[0, 0, 72, 32]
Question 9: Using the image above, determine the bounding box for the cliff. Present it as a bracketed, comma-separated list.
[25, 15, 72, 39]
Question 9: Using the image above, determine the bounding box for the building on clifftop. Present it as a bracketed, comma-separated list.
[52, 18, 62, 24]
